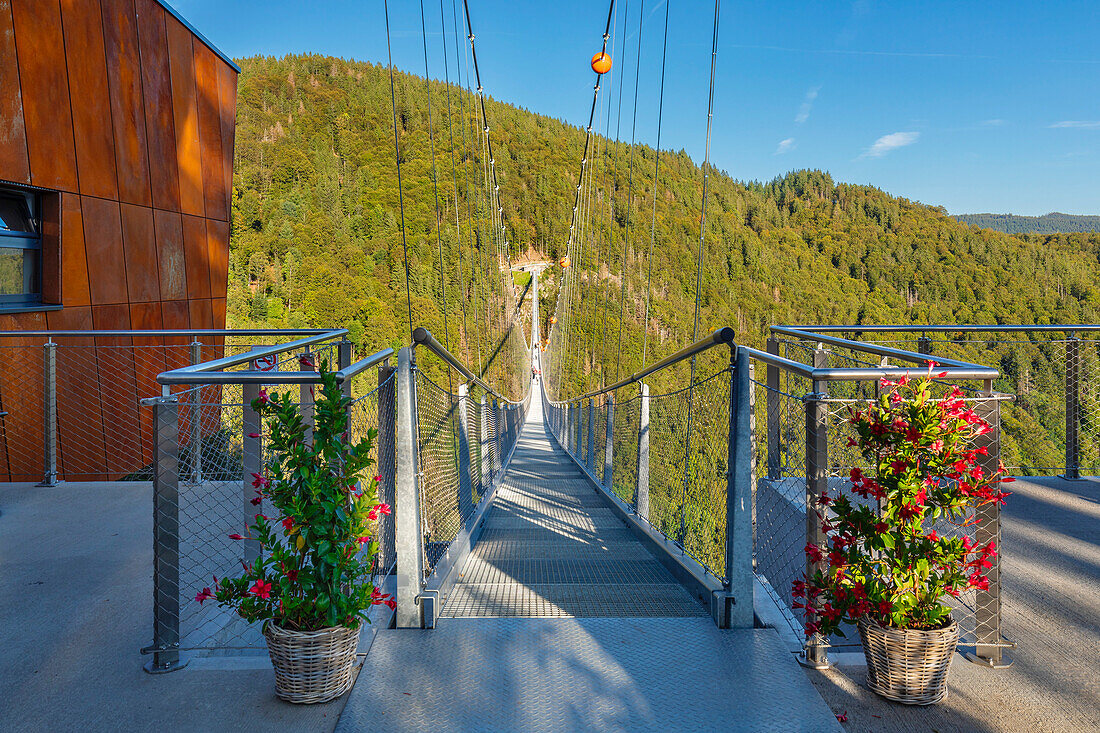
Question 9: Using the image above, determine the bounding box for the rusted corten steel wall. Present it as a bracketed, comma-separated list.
[0, 0, 237, 480]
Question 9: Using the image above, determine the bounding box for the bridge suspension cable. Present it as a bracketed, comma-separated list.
[640, 0, 670, 368]
[383, 0, 415, 340]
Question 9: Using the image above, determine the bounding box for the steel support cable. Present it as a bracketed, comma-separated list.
[678, 0, 721, 547]
[439, 0, 471, 366]
[454, 0, 486, 376]
[420, 0, 454, 368]
[581, 80, 606, 393]
[615, 0, 645, 382]
[602, 0, 631, 383]
[384, 0, 415, 339]
[640, 0, 670, 369]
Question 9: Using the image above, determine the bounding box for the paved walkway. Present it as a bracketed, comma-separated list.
[338, 381, 841, 732]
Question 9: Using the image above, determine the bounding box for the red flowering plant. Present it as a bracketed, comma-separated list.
[195, 364, 395, 631]
[793, 365, 1012, 638]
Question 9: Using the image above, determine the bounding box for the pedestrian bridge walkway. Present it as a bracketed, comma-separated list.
[336, 378, 841, 732]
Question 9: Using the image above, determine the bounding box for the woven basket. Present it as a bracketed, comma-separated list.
[858, 616, 959, 705]
[263, 622, 361, 704]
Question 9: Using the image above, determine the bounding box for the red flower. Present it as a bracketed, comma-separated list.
[228, 533, 245, 541]
[251, 472, 269, 490]
[247, 432, 261, 439]
[877, 600, 892, 615]
[286, 569, 298, 582]
[874, 521, 889, 533]
[299, 354, 316, 369]
[249, 579, 272, 599]
[250, 495, 263, 506]
[926, 531, 939, 543]
[836, 712, 848, 723]
[804, 543, 824, 563]
[195, 587, 215, 604]
[283, 517, 295, 533]
[377, 503, 392, 516]
[257, 388, 270, 405]
[374, 475, 383, 483]
[898, 503, 922, 521]
[385, 599, 397, 610]
[357, 536, 371, 545]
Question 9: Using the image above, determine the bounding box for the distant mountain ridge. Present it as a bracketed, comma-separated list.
[955, 212, 1100, 234]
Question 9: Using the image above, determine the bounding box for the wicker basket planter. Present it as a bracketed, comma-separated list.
[263, 622, 361, 704]
[858, 616, 959, 705]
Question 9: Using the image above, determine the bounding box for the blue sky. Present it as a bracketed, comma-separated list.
[172, 0, 1099, 215]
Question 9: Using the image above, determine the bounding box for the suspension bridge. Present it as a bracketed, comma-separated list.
[2, 0, 1098, 731]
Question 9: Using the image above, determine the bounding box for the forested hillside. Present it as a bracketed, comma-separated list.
[227, 54, 1100, 469]
[954, 212, 1100, 234]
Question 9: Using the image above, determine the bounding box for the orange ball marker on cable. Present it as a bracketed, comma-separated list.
[591, 52, 612, 74]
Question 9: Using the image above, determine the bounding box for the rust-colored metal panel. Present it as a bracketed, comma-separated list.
[10, 0, 78, 192]
[160, 298, 190, 373]
[47, 306, 108, 481]
[60, 0, 118, 200]
[101, 0, 152, 207]
[92, 304, 142, 479]
[0, 0, 30, 183]
[120, 202, 160, 302]
[130, 300, 166, 463]
[188, 297, 212, 330]
[40, 191, 62, 304]
[165, 13, 203, 216]
[181, 213, 210, 299]
[212, 297, 226, 329]
[205, 217, 229, 298]
[134, 0, 179, 212]
[60, 193, 91, 306]
[153, 208, 186, 300]
[194, 42, 226, 221]
[81, 196, 128, 305]
[216, 60, 237, 221]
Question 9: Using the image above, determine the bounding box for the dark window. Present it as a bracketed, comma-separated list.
[0, 187, 41, 307]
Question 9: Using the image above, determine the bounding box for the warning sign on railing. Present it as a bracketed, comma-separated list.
[252, 353, 277, 371]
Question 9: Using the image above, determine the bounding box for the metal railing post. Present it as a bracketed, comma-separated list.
[188, 340, 202, 485]
[494, 399, 503, 474]
[802, 345, 831, 667]
[725, 346, 755, 628]
[1065, 336, 1080, 480]
[603, 394, 614, 488]
[39, 339, 58, 486]
[144, 396, 187, 672]
[300, 347, 316, 443]
[766, 337, 781, 480]
[241, 384, 262, 568]
[395, 346, 424, 628]
[586, 398, 596, 473]
[338, 339, 354, 427]
[480, 396, 490, 489]
[456, 384, 474, 519]
[378, 361, 397, 571]
[917, 335, 933, 356]
[574, 400, 583, 459]
[636, 382, 650, 520]
[969, 384, 1011, 667]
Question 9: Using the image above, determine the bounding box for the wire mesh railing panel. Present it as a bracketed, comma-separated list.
[609, 391, 641, 507]
[415, 372, 464, 576]
[0, 345, 46, 481]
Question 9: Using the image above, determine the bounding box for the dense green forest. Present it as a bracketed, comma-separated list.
[954, 212, 1100, 234]
[227, 54, 1100, 474]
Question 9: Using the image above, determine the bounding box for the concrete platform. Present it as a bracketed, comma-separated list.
[337, 618, 842, 733]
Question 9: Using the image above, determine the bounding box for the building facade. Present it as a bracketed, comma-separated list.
[0, 0, 237, 480]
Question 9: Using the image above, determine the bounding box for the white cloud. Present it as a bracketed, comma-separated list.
[981, 119, 1006, 127]
[775, 138, 796, 154]
[861, 131, 920, 158]
[1050, 120, 1100, 129]
[795, 86, 820, 124]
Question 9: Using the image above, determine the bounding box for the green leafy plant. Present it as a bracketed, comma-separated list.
[196, 361, 394, 630]
[794, 366, 1012, 637]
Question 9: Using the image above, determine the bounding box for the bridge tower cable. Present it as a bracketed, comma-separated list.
[439, 0, 471, 366]
[419, 0, 454, 374]
[615, 0, 645, 382]
[677, 0, 721, 547]
[640, 0, 670, 369]
[383, 0, 415, 340]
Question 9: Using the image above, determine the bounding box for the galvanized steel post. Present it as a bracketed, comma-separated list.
[395, 347, 424, 628]
[241, 383, 262, 567]
[575, 400, 583, 459]
[338, 339, 354, 427]
[188, 340, 203, 485]
[969, 384, 1011, 667]
[603, 394, 614, 488]
[39, 339, 58, 486]
[377, 361, 397, 571]
[145, 396, 186, 673]
[636, 383, 650, 520]
[725, 346, 755, 628]
[765, 337, 781, 480]
[456, 384, 474, 519]
[1065, 336, 1080, 480]
[300, 348, 316, 443]
[480, 396, 490, 489]
[802, 346, 831, 668]
[586, 398, 596, 473]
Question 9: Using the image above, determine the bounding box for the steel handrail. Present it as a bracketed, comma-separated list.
[412, 327, 530, 404]
[156, 347, 395, 386]
[0, 329, 338, 338]
[157, 330, 348, 385]
[779, 324, 1100, 334]
[553, 327, 736, 403]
